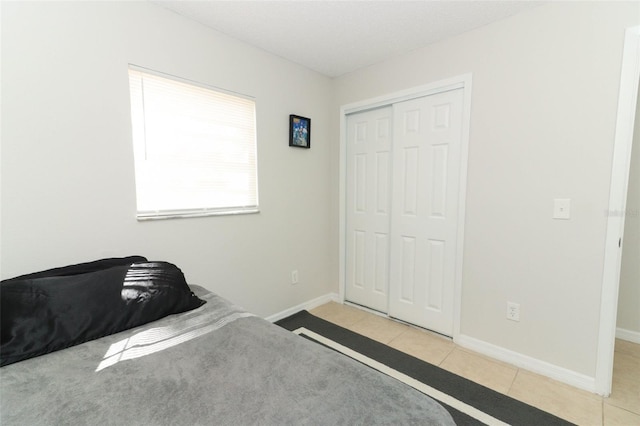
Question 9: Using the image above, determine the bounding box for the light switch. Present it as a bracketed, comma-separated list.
[553, 198, 571, 220]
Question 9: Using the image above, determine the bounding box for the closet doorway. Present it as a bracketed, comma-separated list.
[341, 76, 472, 338]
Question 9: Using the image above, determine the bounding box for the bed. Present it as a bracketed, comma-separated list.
[1, 257, 454, 425]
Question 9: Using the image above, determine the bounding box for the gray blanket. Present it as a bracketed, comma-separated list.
[0, 287, 454, 425]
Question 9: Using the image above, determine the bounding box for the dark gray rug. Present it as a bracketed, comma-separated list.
[276, 310, 575, 426]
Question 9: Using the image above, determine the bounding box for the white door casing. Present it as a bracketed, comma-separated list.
[388, 89, 464, 336]
[345, 107, 393, 312]
[596, 25, 640, 396]
[343, 81, 467, 337]
[339, 74, 471, 340]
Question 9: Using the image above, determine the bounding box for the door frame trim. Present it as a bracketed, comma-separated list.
[338, 74, 473, 340]
[595, 25, 640, 397]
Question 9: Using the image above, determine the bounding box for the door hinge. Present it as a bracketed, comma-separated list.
[619, 237, 622, 248]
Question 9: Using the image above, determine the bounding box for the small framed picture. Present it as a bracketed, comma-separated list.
[289, 114, 311, 149]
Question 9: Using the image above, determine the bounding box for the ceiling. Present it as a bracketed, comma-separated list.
[152, 1, 543, 78]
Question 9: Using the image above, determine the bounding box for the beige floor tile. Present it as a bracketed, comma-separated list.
[608, 351, 640, 415]
[309, 302, 368, 328]
[614, 339, 640, 360]
[388, 327, 455, 365]
[508, 370, 603, 425]
[310, 301, 639, 425]
[603, 403, 640, 426]
[346, 313, 411, 344]
[439, 347, 518, 394]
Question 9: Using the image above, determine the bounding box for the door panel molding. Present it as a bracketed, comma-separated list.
[388, 89, 463, 335]
[339, 74, 473, 340]
[345, 106, 394, 313]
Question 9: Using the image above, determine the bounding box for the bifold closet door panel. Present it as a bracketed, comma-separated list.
[345, 88, 465, 337]
[345, 106, 393, 313]
[388, 88, 464, 337]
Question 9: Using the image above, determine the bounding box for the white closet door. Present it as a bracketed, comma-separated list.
[345, 106, 393, 312]
[388, 88, 464, 336]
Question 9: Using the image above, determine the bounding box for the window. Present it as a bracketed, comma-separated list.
[128, 66, 258, 220]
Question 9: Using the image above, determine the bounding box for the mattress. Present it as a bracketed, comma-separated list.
[0, 286, 454, 425]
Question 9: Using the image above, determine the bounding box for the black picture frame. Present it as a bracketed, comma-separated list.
[289, 114, 311, 149]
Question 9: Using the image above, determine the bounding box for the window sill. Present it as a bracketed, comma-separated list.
[136, 208, 260, 221]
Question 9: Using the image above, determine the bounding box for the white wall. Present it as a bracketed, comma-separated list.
[0, 1, 334, 318]
[617, 81, 640, 340]
[3, 0, 639, 385]
[333, 2, 640, 379]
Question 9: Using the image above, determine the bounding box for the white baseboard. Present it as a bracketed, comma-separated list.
[616, 327, 640, 344]
[455, 334, 597, 394]
[265, 292, 340, 323]
[268, 297, 601, 394]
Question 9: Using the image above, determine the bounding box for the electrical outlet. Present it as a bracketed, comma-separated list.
[507, 302, 520, 322]
[291, 270, 299, 285]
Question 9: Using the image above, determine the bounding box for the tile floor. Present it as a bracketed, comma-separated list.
[310, 302, 640, 426]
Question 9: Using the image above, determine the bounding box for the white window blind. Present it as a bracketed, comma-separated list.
[128, 66, 258, 220]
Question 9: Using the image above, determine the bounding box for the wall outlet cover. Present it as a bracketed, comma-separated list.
[507, 301, 520, 322]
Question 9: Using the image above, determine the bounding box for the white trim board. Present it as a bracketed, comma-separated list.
[264, 292, 340, 323]
[456, 334, 597, 394]
[338, 73, 473, 341]
[616, 328, 640, 345]
[275, 297, 598, 393]
[596, 25, 640, 397]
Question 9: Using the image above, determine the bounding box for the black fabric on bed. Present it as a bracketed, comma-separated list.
[1, 256, 148, 282]
[0, 258, 206, 367]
